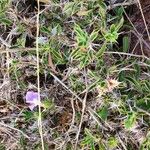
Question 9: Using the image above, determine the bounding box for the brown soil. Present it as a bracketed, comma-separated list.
[130, 0, 150, 57]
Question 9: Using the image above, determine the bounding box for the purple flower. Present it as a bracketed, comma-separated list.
[25, 91, 41, 111]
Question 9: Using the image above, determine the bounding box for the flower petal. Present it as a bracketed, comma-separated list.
[26, 91, 39, 103]
[28, 104, 37, 111]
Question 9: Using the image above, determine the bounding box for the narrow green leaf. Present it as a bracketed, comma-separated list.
[116, 17, 124, 31]
[90, 31, 99, 42]
[0, 18, 12, 26]
[96, 41, 107, 58]
[63, 2, 78, 16]
[123, 36, 129, 52]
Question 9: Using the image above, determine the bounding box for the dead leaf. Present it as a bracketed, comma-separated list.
[48, 53, 58, 74]
[77, 10, 91, 16]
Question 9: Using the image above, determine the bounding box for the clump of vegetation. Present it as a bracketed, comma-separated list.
[0, 0, 150, 149]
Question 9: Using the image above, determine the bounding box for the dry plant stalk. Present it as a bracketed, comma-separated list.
[35, 0, 50, 4]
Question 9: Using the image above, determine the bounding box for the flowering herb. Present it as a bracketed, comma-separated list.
[106, 78, 121, 92]
[97, 78, 121, 97]
[25, 91, 41, 111]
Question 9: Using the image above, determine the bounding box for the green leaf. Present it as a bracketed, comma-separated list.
[110, 24, 116, 33]
[134, 63, 141, 79]
[23, 111, 35, 121]
[63, 2, 79, 16]
[74, 24, 89, 47]
[124, 112, 137, 130]
[0, 17, 12, 26]
[90, 31, 99, 42]
[96, 41, 107, 58]
[63, 2, 75, 13]
[119, 70, 125, 82]
[125, 76, 142, 92]
[144, 80, 150, 91]
[140, 132, 150, 150]
[116, 17, 124, 31]
[97, 106, 108, 121]
[123, 36, 129, 52]
[50, 48, 65, 64]
[0, 143, 5, 150]
[136, 98, 150, 111]
[115, 7, 124, 18]
[40, 26, 50, 34]
[42, 99, 55, 109]
[104, 25, 119, 43]
[0, 0, 9, 11]
[98, 1, 107, 20]
[108, 137, 118, 149]
[81, 128, 98, 147]
[98, 1, 107, 32]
